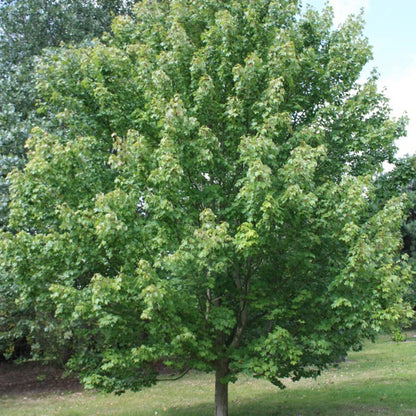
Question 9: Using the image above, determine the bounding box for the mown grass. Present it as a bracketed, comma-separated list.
[1, 332, 416, 416]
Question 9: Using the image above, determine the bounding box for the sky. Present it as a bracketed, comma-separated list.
[304, 0, 416, 158]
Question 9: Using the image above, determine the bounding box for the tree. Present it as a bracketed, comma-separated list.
[1, 1, 413, 414]
[0, 0, 135, 229]
[0, 0, 135, 359]
[376, 155, 416, 318]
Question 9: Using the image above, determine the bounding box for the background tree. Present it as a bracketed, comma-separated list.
[376, 155, 416, 318]
[0, 0, 134, 360]
[1, 1, 413, 415]
[0, 0, 135, 229]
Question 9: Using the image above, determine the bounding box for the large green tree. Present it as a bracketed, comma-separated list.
[1, 1, 413, 414]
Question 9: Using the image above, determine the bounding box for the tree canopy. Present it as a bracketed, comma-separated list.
[0, 1, 413, 415]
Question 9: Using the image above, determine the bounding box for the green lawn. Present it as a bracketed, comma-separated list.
[1, 333, 416, 416]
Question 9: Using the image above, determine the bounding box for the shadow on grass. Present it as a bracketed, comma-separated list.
[161, 401, 409, 416]
[157, 393, 344, 416]
[159, 387, 415, 416]
[158, 397, 349, 416]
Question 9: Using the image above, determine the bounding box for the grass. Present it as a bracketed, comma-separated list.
[1, 332, 416, 416]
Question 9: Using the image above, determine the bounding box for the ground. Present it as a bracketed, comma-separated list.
[0, 361, 82, 397]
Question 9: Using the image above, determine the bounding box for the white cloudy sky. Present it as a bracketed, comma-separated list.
[305, 0, 416, 158]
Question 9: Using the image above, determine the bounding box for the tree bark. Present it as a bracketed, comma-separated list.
[214, 359, 229, 416]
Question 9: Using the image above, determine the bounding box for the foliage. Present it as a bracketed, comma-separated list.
[0, 0, 413, 414]
[375, 155, 416, 324]
[390, 328, 407, 342]
[0, 0, 134, 360]
[0, 0, 135, 229]
[385, 157, 416, 269]
[1, 334, 416, 415]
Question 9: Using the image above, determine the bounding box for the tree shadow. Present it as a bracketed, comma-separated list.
[157, 390, 403, 416]
[159, 393, 297, 416]
[0, 361, 82, 397]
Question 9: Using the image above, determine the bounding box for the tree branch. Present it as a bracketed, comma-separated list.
[156, 367, 191, 382]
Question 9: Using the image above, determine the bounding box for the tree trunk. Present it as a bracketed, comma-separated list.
[215, 359, 229, 416]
